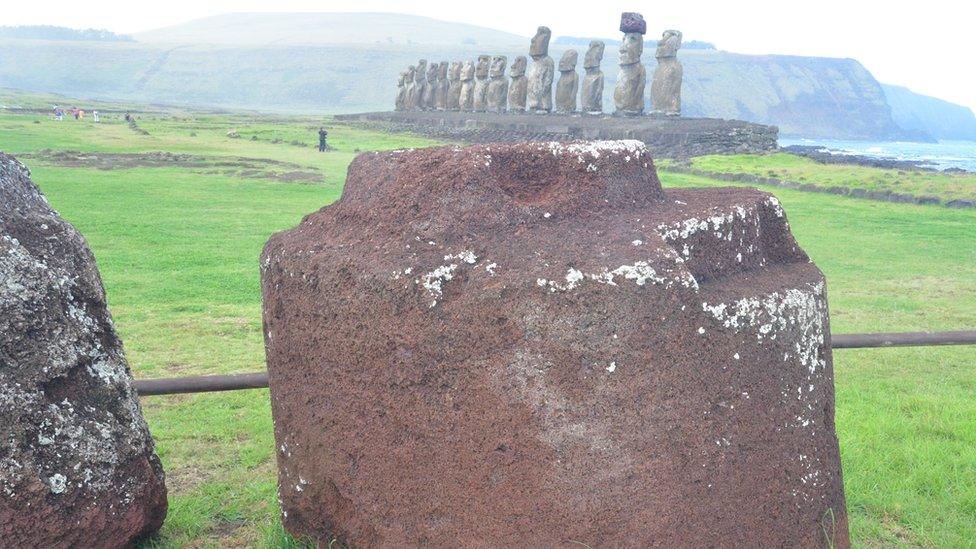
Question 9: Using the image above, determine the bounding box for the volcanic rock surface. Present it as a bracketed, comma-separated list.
[261, 141, 849, 547]
[0, 153, 167, 546]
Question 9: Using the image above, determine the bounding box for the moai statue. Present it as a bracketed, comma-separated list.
[436, 61, 450, 110]
[486, 55, 509, 112]
[613, 13, 646, 116]
[395, 71, 408, 111]
[412, 59, 428, 110]
[447, 61, 463, 111]
[651, 30, 684, 116]
[508, 55, 528, 112]
[580, 41, 605, 114]
[472, 55, 491, 111]
[555, 49, 579, 114]
[423, 62, 439, 110]
[404, 66, 417, 110]
[526, 26, 554, 113]
[459, 60, 476, 111]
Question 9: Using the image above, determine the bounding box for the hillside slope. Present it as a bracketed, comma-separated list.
[0, 12, 963, 141]
[134, 12, 527, 47]
[883, 84, 976, 141]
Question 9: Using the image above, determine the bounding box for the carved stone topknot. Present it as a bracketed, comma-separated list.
[619, 12, 646, 34]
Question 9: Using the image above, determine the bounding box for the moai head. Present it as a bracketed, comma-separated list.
[427, 62, 439, 82]
[656, 30, 683, 58]
[558, 49, 578, 72]
[449, 61, 462, 81]
[439, 61, 449, 80]
[460, 60, 475, 81]
[618, 12, 646, 66]
[510, 55, 528, 77]
[529, 26, 552, 59]
[584, 40, 605, 70]
[489, 55, 508, 78]
[475, 55, 491, 79]
[416, 60, 428, 82]
[406, 66, 416, 82]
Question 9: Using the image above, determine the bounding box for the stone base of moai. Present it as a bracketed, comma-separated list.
[335, 111, 777, 158]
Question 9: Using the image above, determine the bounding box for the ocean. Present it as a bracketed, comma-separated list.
[778, 138, 976, 172]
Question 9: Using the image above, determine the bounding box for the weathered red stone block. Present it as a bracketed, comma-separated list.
[261, 141, 849, 547]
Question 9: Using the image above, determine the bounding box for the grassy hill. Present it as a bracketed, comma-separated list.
[1, 98, 973, 547]
[134, 12, 527, 47]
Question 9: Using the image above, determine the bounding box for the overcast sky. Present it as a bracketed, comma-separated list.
[5, 0, 975, 111]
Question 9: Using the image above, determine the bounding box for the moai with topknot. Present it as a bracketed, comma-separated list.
[613, 13, 646, 116]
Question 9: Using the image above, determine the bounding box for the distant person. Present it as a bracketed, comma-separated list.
[72, 107, 80, 120]
[124, 112, 131, 122]
[318, 127, 329, 152]
[53, 106, 63, 121]
[93, 110, 100, 123]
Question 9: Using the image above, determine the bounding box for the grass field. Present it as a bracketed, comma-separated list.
[682, 152, 976, 203]
[1, 104, 974, 548]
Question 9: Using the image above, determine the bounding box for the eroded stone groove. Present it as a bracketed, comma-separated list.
[261, 140, 849, 547]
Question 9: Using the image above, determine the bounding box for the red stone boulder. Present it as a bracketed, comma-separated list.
[0, 153, 167, 547]
[261, 141, 849, 547]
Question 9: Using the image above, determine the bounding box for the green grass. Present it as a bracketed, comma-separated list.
[683, 152, 976, 203]
[1, 104, 974, 547]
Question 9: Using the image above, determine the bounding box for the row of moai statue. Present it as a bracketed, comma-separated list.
[394, 13, 683, 116]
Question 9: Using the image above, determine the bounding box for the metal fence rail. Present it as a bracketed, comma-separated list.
[132, 330, 976, 397]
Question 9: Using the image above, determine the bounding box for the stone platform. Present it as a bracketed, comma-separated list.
[335, 111, 778, 157]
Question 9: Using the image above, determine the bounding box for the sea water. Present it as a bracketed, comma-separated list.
[779, 137, 976, 172]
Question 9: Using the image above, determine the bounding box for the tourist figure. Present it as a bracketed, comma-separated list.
[580, 41, 605, 114]
[93, 110, 100, 123]
[651, 30, 684, 116]
[555, 49, 579, 114]
[614, 12, 647, 116]
[318, 128, 329, 152]
[459, 60, 476, 111]
[526, 27, 554, 113]
[507, 56, 528, 112]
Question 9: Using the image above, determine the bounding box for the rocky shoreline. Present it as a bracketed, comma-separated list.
[782, 145, 972, 174]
